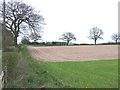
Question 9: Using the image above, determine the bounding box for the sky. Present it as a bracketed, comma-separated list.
[2, 0, 120, 44]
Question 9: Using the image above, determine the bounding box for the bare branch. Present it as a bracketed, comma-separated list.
[59, 32, 76, 45]
[0, 0, 45, 46]
[88, 27, 104, 45]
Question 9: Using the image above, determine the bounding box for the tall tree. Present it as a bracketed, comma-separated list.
[0, 0, 45, 46]
[88, 27, 104, 45]
[59, 32, 76, 45]
[111, 33, 120, 44]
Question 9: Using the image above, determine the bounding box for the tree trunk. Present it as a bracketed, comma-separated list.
[116, 40, 117, 44]
[14, 36, 17, 47]
[95, 39, 97, 45]
[67, 40, 69, 45]
[34, 40, 37, 45]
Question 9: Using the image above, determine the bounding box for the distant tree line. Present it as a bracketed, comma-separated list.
[21, 38, 68, 46]
[21, 26, 120, 46]
[1, 0, 119, 47]
[58, 26, 119, 45]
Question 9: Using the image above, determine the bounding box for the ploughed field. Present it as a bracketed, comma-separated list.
[27, 45, 118, 62]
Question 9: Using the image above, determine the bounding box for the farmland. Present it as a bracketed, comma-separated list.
[27, 45, 118, 62]
[26, 45, 118, 88]
[5, 45, 118, 88]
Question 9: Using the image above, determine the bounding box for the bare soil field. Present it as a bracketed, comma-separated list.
[27, 45, 118, 62]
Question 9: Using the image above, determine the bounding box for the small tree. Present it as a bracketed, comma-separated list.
[88, 27, 104, 45]
[21, 38, 30, 45]
[111, 33, 120, 44]
[59, 32, 76, 45]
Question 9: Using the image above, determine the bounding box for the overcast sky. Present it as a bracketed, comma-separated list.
[3, 0, 120, 44]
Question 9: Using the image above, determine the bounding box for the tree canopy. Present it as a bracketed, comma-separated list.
[0, 0, 45, 46]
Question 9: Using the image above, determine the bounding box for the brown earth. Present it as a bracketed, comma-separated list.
[27, 45, 118, 62]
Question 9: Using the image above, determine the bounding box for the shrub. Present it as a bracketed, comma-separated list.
[17, 44, 24, 52]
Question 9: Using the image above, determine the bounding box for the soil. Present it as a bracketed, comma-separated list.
[27, 45, 118, 62]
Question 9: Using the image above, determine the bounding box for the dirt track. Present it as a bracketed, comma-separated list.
[27, 45, 118, 62]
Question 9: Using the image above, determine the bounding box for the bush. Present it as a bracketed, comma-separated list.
[17, 44, 24, 52]
[2, 52, 19, 74]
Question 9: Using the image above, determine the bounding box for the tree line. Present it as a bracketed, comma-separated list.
[0, 0, 119, 47]
[22, 26, 120, 45]
[59, 27, 120, 45]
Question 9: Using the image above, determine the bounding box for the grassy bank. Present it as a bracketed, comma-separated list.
[2, 49, 20, 82]
[6, 46, 118, 88]
[7, 47, 64, 88]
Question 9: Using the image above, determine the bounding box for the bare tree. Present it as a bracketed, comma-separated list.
[29, 32, 42, 44]
[0, 0, 45, 46]
[59, 32, 76, 45]
[88, 27, 104, 45]
[111, 33, 120, 44]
